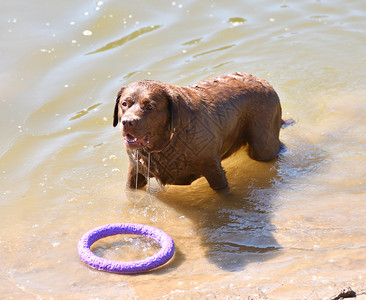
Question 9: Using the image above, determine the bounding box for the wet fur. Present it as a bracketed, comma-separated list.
[113, 72, 286, 190]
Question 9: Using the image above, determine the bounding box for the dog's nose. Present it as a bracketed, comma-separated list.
[121, 117, 137, 128]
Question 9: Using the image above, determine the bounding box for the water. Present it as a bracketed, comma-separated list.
[1, 0, 366, 298]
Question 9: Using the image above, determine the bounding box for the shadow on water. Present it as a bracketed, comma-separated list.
[121, 130, 328, 272]
[153, 133, 328, 272]
[154, 149, 284, 272]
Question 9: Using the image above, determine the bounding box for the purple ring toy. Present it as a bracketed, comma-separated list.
[77, 223, 175, 274]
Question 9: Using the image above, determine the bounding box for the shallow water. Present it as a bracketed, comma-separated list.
[1, 0, 366, 298]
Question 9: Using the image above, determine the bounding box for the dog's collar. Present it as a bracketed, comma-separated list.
[160, 103, 176, 151]
[142, 106, 176, 153]
[157, 111, 176, 152]
[169, 106, 176, 140]
[169, 130, 175, 140]
[160, 103, 176, 150]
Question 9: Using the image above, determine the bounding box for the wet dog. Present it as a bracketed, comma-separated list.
[113, 72, 290, 190]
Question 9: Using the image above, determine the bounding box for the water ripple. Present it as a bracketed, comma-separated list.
[69, 103, 102, 121]
[86, 25, 162, 55]
[193, 44, 235, 58]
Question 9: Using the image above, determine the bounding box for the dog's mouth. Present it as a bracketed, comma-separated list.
[124, 133, 150, 148]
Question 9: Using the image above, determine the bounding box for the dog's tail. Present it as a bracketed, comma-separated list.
[281, 118, 295, 129]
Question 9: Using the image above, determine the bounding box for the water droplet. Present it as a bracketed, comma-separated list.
[229, 17, 247, 27]
[83, 30, 93, 36]
[52, 242, 60, 247]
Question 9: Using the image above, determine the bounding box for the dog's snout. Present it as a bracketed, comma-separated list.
[121, 117, 137, 128]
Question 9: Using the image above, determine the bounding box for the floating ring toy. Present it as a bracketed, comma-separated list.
[77, 223, 175, 274]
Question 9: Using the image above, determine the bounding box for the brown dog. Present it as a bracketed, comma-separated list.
[113, 72, 288, 190]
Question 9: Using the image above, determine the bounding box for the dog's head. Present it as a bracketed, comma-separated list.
[113, 81, 176, 152]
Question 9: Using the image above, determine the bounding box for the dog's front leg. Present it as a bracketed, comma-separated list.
[126, 163, 147, 189]
[202, 159, 228, 190]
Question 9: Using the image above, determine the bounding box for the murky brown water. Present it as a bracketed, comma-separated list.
[1, 0, 366, 299]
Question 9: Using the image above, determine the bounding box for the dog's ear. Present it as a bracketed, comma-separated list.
[113, 87, 125, 127]
[162, 84, 191, 133]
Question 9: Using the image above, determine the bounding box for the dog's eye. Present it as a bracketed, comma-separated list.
[121, 97, 133, 108]
[146, 103, 155, 111]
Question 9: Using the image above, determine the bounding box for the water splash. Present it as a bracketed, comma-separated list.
[135, 150, 139, 190]
[147, 152, 151, 187]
